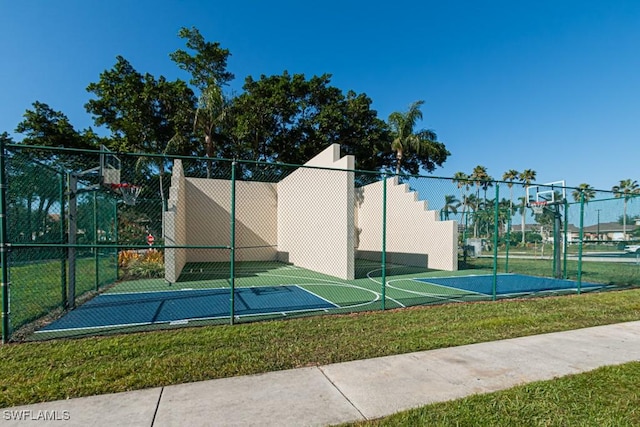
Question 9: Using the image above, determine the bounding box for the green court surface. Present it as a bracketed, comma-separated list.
[32, 259, 605, 340]
[106, 259, 490, 313]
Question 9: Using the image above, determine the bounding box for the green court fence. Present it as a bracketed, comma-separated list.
[1, 142, 639, 342]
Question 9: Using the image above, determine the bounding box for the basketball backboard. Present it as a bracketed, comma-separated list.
[526, 180, 566, 206]
[100, 145, 121, 186]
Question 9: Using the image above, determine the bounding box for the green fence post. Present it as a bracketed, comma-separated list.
[563, 200, 569, 279]
[0, 138, 9, 343]
[60, 172, 67, 308]
[505, 216, 511, 273]
[114, 198, 119, 281]
[381, 174, 387, 311]
[463, 210, 468, 246]
[94, 192, 99, 291]
[229, 160, 237, 325]
[577, 192, 585, 293]
[67, 173, 77, 309]
[552, 203, 561, 278]
[491, 184, 499, 300]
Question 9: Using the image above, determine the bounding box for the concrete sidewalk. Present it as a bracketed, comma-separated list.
[3, 321, 640, 426]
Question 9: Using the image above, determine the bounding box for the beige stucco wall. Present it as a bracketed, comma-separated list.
[356, 176, 458, 271]
[164, 159, 187, 283]
[165, 145, 457, 283]
[184, 178, 278, 263]
[278, 144, 355, 280]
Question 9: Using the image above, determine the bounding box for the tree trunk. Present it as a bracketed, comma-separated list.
[521, 210, 526, 246]
[205, 133, 213, 179]
[395, 149, 403, 175]
[623, 200, 628, 238]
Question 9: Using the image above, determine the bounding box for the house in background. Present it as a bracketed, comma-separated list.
[581, 221, 639, 242]
[512, 220, 639, 244]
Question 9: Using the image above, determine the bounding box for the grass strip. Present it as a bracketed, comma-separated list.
[346, 361, 640, 426]
[1, 288, 639, 408]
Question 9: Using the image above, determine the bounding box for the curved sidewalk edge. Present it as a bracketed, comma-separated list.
[2, 321, 640, 426]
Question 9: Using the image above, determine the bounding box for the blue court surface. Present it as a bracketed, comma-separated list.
[415, 274, 604, 296]
[39, 285, 337, 332]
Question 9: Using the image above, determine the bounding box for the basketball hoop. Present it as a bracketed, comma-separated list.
[530, 201, 547, 215]
[111, 183, 141, 205]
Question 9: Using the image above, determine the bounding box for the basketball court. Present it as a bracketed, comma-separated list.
[6, 143, 617, 342]
[35, 260, 608, 338]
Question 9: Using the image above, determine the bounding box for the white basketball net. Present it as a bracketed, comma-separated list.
[530, 201, 547, 215]
[112, 183, 141, 205]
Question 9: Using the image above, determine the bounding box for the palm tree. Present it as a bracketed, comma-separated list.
[453, 172, 471, 233]
[612, 179, 640, 238]
[498, 198, 515, 236]
[517, 196, 528, 244]
[571, 183, 596, 204]
[441, 195, 461, 220]
[470, 165, 490, 200]
[464, 194, 481, 238]
[194, 85, 229, 178]
[519, 169, 537, 245]
[502, 169, 520, 210]
[388, 100, 438, 175]
[502, 169, 520, 233]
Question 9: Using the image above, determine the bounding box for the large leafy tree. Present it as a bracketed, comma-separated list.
[170, 26, 234, 90]
[170, 27, 234, 178]
[12, 104, 98, 243]
[14, 101, 98, 172]
[612, 179, 639, 238]
[229, 72, 392, 175]
[85, 56, 196, 204]
[15, 101, 92, 149]
[388, 100, 449, 175]
[169, 29, 448, 179]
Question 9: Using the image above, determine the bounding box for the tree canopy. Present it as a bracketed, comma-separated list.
[228, 72, 392, 172]
[388, 100, 449, 174]
[85, 55, 197, 203]
[8, 26, 452, 183]
[15, 101, 94, 150]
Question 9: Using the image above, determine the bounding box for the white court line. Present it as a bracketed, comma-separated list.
[294, 284, 341, 308]
[262, 273, 382, 310]
[36, 301, 343, 334]
[365, 266, 443, 308]
[410, 277, 489, 297]
[385, 278, 478, 303]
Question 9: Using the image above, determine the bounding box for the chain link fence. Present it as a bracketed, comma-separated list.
[1, 143, 638, 342]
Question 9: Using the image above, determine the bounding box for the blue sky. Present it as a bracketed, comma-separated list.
[1, 0, 639, 192]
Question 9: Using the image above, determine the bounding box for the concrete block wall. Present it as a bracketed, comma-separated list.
[164, 159, 187, 283]
[165, 145, 457, 283]
[184, 179, 278, 263]
[356, 176, 458, 271]
[278, 144, 355, 280]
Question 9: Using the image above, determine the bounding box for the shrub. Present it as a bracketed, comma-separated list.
[118, 249, 164, 279]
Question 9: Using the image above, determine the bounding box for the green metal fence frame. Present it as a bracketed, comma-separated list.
[2, 143, 636, 342]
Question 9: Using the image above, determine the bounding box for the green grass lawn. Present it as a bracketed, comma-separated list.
[8, 254, 117, 332]
[1, 287, 640, 410]
[345, 362, 640, 426]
